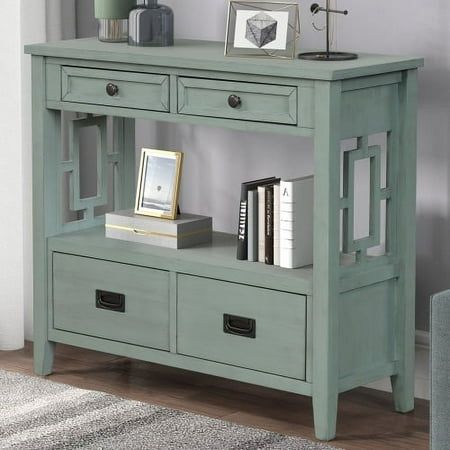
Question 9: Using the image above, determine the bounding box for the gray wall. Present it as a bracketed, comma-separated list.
[76, 0, 447, 332]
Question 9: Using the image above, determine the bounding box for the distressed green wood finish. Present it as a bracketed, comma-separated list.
[32, 56, 59, 376]
[48, 228, 314, 295]
[338, 280, 396, 388]
[342, 138, 384, 259]
[312, 80, 342, 440]
[177, 275, 307, 379]
[56, 115, 135, 234]
[69, 115, 108, 212]
[169, 272, 177, 354]
[390, 69, 419, 413]
[25, 38, 422, 81]
[51, 100, 312, 137]
[62, 67, 169, 112]
[48, 327, 314, 396]
[53, 253, 170, 350]
[178, 77, 297, 125]
[111, 117, 136, 211]
[26, 38, 422, 441]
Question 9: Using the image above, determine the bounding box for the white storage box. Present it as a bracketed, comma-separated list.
[105, 209, 212, 249]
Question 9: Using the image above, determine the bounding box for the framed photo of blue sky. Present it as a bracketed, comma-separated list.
[135, 149, 183, 220]
[225, 0, 300, 59]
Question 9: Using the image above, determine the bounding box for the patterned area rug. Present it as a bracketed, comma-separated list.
[0, 370, 339, 449]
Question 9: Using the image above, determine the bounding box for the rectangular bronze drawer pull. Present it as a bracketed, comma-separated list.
[95, 289, 125, 313]
[223, 313, 256, 339]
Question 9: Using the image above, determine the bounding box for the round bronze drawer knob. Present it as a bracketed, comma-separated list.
[228, 94, 241, 109]
[106, 82, 119, 97]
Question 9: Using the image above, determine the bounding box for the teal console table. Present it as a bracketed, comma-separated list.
[25, 39, 423, 440]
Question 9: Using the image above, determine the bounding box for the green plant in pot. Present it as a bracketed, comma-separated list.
[95, 0, 136, 42]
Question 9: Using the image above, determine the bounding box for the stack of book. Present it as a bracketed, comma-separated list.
[236, 176, 314, 269]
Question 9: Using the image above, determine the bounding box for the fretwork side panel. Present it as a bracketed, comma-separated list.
[57, 113, 136, 233]
[340, 133, 390, 263]
[338, 83, 399, 271]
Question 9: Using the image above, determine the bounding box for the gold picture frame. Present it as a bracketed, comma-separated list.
[135, 148, 184, 220]
[225, 0, 300, 59]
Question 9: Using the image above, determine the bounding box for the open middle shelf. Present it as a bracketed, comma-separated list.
[48, 226, 314, 296]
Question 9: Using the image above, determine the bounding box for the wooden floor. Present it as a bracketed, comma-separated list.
[0, 342, 429, 449]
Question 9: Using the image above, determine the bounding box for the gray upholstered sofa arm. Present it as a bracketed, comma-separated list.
[431, 290, 450, 450]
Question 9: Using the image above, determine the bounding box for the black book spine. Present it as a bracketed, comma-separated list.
[265, 185, 274, 265]
[236, 198, 248, 260]
[236, 177, 279, 261]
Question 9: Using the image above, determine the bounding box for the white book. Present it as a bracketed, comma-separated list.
[280, 176, 314, 269]
[257, 186, 266, 263]
[274, 184, 281, 266]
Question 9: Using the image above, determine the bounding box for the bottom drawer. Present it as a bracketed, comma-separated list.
[52, 253, 170, 350]
[177, 275, 306, 379]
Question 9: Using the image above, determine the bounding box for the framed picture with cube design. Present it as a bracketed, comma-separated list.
[225, 0, 300, 58]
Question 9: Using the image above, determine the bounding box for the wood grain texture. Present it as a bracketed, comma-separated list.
[52, 253, 170, 350]
[178, 77, 297, 125]
[25, 38, 424, 81]
[177, 275, 307, 379]
[338, 281, 396, 389]
[112, 117, 136, 211]
[31, 56, 59, 376]
[312, 80, 342, 440]
[48, 227, 314, 295]
[27, 40, 422, 442]
[46, 328, 313, 397]
[0, 343, 429, 450]
[62, 66, 169, 111]
[390, 69, 419, 413]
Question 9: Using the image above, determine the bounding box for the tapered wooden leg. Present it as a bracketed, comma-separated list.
[312, 387, 339, 441]
[391, 371, 415, 412]
[312, 80, 342, 441]
[34, 340, 56, 376]
[390, 69, 418, 415]
[32, 56, 60, 378]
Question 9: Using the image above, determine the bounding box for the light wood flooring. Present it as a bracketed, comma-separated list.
[0, 342, 429, 449]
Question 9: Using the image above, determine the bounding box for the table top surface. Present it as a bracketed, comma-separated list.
[25, 38, 423, 81]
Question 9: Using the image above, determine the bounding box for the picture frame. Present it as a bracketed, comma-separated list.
[225, 0, 300, 59]
[135, 148, 183, 220]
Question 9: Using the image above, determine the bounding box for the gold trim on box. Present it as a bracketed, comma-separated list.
[105, 224, 210, 239]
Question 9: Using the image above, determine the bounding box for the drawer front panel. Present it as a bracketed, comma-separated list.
[62, 67, 169, 111]
[178, 77, 297, 125]
[177, 275, 306, 379]
[53, 253, 170, 350]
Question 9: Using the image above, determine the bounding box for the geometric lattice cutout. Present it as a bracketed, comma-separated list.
[353, 157, 370, 240]
[367, 198, 387, 257]
[57, 114, 134, 233]
[69, 115, 108, 213]
[340, 136, 392, 262]
[78, 125, 99, 200]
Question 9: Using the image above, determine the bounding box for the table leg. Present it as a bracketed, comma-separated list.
[312, 80, 342, 440]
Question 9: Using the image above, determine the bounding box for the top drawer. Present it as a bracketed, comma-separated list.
[178, 77, 297, 125]
[61, 67, 169, 112]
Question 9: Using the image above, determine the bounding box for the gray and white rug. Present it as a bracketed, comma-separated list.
[0, 370, 339, 450]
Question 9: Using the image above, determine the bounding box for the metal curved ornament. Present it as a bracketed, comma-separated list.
[298, 1, 358, 61]
[312, 15, 326, 32]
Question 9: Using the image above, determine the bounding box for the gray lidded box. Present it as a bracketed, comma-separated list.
[105, 209, 212, 249]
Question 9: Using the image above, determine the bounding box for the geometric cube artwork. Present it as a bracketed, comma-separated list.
[245, 12, 278, 48]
